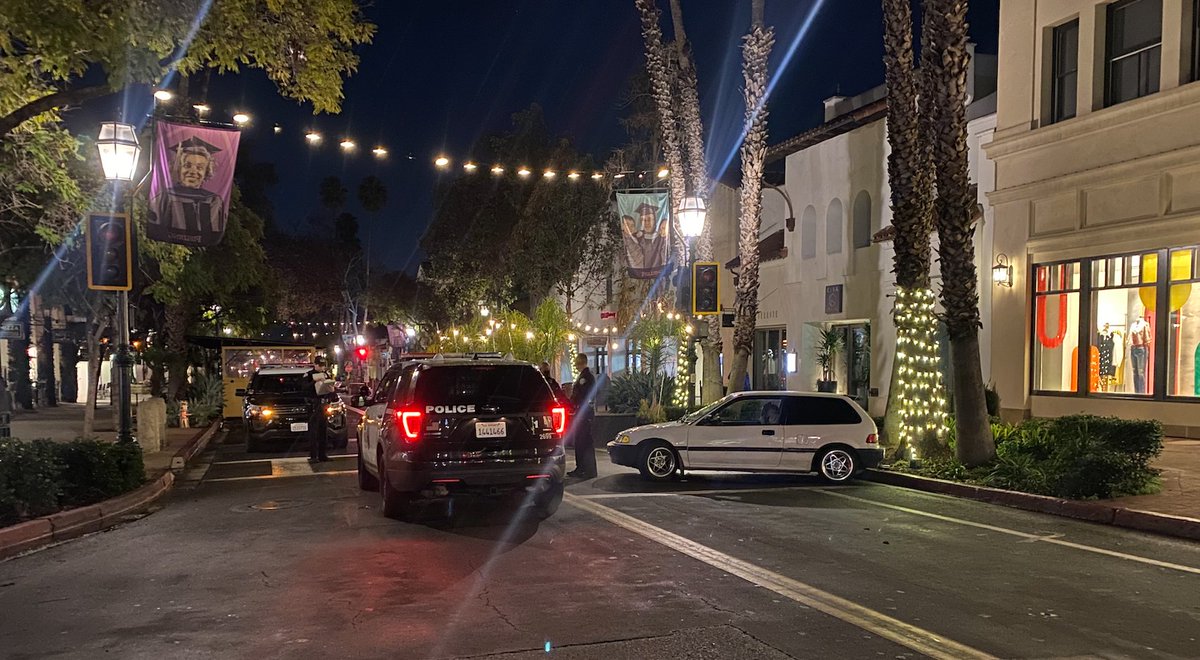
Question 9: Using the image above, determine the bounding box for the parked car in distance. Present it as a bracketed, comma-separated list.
[607, 391, 881, 483]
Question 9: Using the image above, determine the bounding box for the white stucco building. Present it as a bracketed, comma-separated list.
[986, 0, 1200, 437]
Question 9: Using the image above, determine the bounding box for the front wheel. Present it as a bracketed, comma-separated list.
[638, 443, 679, 482]
[817, 447, 857, 483]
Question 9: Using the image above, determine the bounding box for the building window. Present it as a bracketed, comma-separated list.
[1089, 253, 1156, 395]
[1031, 245, 1200, 400]
[852, 191, 872, 249]
[1105, 0, 1162, 107]
[1167, 247, 1200, 397]
[1032, 261, 1082, 393]
[800, 206, 817, 259]
[1051, 19, 1079, 122]
[826, 199, 843, 255]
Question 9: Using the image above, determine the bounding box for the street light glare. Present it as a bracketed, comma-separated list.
[305, 131, 322, 144]
[193, 103, 210, 114]
[153, 89, 173, 102]
[591, 172, 604, 180]
[273, 124, 282, 134]
[372, 146, 388, 158]
[567, 171, 580, 180]
[658, 167, 669, 178]
[435, 155, 450, 168]
[340, 138, 356, 150]
[232, 112, 251, 125]
[464, 162, 478, 172]
[491, 165, 505, 175]
[543, 169, 556, 178]
[517, 167, 532, 177]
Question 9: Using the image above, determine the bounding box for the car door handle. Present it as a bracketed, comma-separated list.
[762, 429, 775, 436]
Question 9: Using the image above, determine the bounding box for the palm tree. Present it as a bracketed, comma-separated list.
[668, 0, 724, 403]
[880, 0, 948, 458]
[923, 0, 995, 466]
[634, 0, 688, 272]
[726, 0, 775, 393]
[357, 176, 387, 330]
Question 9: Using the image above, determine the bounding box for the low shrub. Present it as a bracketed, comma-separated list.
[0, 439, 62, 525]
[902, 414, 1163, 500]
[0, 438, 145, 527]
[606, 371, 675, 414]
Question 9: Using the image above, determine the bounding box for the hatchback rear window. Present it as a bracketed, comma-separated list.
[785, 396, 863, 425]
[413, 365, 553, 412]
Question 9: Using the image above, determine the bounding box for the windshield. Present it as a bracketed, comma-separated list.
[680, 395, 734, 424]
[249, 373, 309, 394]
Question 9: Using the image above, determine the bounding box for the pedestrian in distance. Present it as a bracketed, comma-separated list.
[0, 376, 13, 439]
[566, 353, 597, 480]
[308, 370, 334, 463]
[539, 361, 567, 405]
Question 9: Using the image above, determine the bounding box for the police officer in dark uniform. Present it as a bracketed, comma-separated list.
[567, 353, 597, 479]
[307, 370, 332, 462]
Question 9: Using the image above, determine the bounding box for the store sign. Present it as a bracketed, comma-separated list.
[825, 285, 844, 314]
[585, 336, 607, 347]
[0, 320, 24, 340]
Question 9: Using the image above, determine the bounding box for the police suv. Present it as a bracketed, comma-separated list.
[356, 354, 568, 520]
[239, 365, 348, 453]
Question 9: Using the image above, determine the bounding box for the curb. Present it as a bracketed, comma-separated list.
[0, 420, 218, 561]
[863, 468, 1200, 542]
[171, 421, 220, 470]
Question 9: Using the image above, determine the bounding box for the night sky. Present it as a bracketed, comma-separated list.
[77, 0, 1000, 273]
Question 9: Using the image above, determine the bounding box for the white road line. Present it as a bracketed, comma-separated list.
[571, 486, 815, 500]
[204, 470, 356, 483]
[814, 488, 1200, 576]
[211, 454, 354, 466]
[564, 492, 996, 660]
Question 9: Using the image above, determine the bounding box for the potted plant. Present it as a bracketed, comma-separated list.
[815, 328, 844, 393]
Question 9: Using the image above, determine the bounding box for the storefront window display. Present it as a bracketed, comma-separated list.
[1032, 261, 1081, 392]
[1031, 245, 1200, 401]
[1167, 247, 1199, 398]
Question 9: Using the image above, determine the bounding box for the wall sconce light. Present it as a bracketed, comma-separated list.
[992, 253, 1013, 287]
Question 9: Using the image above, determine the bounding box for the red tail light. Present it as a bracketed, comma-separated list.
[551, 406, 567, 434]
[395, 409, 423, 440]
[866, 433, 878, 444]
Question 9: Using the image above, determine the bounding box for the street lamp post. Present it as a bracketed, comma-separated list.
[678, 195, 707, 409]
[96, 121, 141, 444]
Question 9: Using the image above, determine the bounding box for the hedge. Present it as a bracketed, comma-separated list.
[0, 438, 145, 527]
[911, 414, 1163, 500]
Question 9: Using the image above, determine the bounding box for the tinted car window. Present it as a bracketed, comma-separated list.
[413, 364, 553, 412]
[784, 396, 863, 425]
[250, 373, 308, 394]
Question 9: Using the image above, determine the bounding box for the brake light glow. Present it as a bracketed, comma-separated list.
[396, 409, 423, 440]
[866, 433, 878, 444]
[551, 406, 567, 434]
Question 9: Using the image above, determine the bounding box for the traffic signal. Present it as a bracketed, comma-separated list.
[692, 262, 719, 315]
[86, 212, 132, 291]
[355, 346, 369, 360]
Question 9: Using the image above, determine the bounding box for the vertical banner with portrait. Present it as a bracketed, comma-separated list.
[147, 121, 241, 247]
[616, 192, 670, 278]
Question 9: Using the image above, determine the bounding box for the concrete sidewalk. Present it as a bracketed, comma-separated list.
[6, 402, 207, 479]
[1108, 439, 1200, 520]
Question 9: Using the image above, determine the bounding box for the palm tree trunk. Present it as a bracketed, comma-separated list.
[727, 9, 775, 394]
[924, 0, 994, 466]
[165, 300, 190, 401]
[668, 0, 724, 403]
[881, 0, 947, 459]
[82, 318, 109, 438]
[635, 0, 689, 274]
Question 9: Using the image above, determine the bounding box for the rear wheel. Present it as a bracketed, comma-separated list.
[379, 452, 414, 519]
[357, 443, 378, 491]
[638, 442, 678, 482]
[817, 447, 857, 483]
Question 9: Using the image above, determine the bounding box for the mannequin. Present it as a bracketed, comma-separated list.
[1096, 322, 1122, 391]
[1128, 316, 1151, 394]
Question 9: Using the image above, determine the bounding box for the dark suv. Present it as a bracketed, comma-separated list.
[356, 355, 567, 520]
[239, 367, 348, 452]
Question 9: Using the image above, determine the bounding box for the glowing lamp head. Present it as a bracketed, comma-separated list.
[153, 89, 173, 102]
[435, 155, 450, 168]
[232, 112, 250, 125]
[678, 195, 707, 238]
[96, 121, 141, 181]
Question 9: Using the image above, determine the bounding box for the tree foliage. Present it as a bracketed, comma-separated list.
[0, 0, 376, 135]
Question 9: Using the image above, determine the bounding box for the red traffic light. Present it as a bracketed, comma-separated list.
[355, 346, 369, 360]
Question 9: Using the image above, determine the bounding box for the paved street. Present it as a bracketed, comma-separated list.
[2, 415, 1199, 660]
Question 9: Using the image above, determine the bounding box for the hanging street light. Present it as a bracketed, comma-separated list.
[153, 89, 174, 102]
[232, 112, 251, 125]
[678, 195, 707, 238]
[96, 122, 141, 181]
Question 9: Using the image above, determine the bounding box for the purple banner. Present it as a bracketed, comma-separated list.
[617, 192, 669, 278]
[147, 121, 240, 247]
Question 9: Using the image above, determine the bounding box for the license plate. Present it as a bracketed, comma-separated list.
[475, 421, 506, 438]
[290, 422, 309, 432]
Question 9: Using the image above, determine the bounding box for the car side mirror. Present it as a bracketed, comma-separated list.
[703, 414, 723, 426]
[235, 388, 246, 397]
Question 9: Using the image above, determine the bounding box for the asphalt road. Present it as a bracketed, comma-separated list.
[2, 415, 1199, 659]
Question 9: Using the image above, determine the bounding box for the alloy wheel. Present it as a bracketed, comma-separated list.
[820, 449, 855, 481]
[646, 446, 675, 478]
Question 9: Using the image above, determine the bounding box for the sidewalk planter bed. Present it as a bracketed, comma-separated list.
[897, 415, 1163, 500]
[0, 438, 146, 528]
